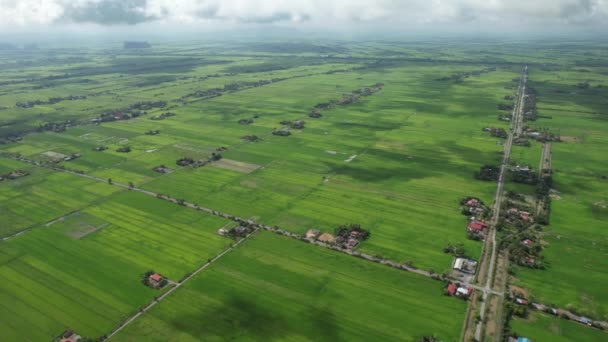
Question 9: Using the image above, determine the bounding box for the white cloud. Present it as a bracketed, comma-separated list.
[0, 0, 606, 30]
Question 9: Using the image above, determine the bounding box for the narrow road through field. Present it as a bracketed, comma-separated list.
[105, 228, 260, 340]
[468, 66, 528, 342]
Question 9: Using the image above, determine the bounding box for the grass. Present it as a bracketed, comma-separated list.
[512, 67, 608, 320]
[1, 39, 607, 340]
[0, 190, 230, 340]
[511, 312, 607, 342]
[114, 231, 467, 342]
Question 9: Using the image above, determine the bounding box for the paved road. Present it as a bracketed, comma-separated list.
[473, 66, 528, 341]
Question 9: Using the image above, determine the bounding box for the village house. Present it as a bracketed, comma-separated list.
[467, 219, 488, 233]
[305, 229, 320, 239]
[453, 258, 478, 274]
[457, 286, 473, 298]
[58, 330, 81, 342]
[447, 283, 457, 296]
[153, 165, 172, 174]
[148, 273, 165, 289]
[521, 239, 534, 247]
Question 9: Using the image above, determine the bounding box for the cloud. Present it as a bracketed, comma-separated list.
[0, 0, 606, 30]
[61, 0, 156, 25]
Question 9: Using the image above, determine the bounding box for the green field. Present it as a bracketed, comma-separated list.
[114, 231, 467, 342]
[512, 67, 608, 320]
[1, 39, 607, 340]
[511, 312, 607, 342]
[0, 190, 230, 340]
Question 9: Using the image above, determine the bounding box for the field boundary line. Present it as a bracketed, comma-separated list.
[105, 228, 260, 340]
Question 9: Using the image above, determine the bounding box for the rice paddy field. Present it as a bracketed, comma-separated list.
[114, 231, 467, 342]
[511, 312, 607, 342]
[512, 67, 608, 320]
[1, 39, 607, 341]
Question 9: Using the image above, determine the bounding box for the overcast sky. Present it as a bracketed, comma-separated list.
[1, 0, 607, 36]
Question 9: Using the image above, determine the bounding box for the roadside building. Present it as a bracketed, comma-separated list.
[148, 273, 164, 288]
[59, 330, 81, 342]
[453, 258, 478, 274]
[447, 283, 457, 296]
[305, 229, 320, 239]
[467, 220, 488, 232]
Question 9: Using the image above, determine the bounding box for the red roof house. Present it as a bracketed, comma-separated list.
[149, 273, 163, 282]
[447, 284, 457, 296]
[467, 220, 488, 232]
[466, 199, 479, 207]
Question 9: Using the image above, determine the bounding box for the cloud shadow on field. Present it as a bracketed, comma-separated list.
[170, 294, 341, 341]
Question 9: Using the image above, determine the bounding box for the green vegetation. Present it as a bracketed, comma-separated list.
[511, 313, 607, 342]
[114, 232, 466, 341]
[0, 39, 607, 340]
[0, 190, 230, 340]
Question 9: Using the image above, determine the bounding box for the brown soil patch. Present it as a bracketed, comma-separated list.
[510, 285, 529, 299]
[212, 159, 261, 174]
[560, 136, 581, 143]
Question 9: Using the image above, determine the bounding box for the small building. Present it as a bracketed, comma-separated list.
[346, 238, 359, 249]
[521, 239, 534, 247]
[467, 220, 488, 232]
[59, 330, 81, 342]
[447, 283, 457, 296]
[457, 286, 473, 298]
[318, 233, 336, 244]
[148, 273, 164, 288]
[305, 229, 320, 239]
[465, 198, 479, 207]
[453, 258, 478, 274]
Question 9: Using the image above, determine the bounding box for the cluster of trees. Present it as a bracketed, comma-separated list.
[150, 112, 176, 120]
[145, 129, 160, 135]
[272, 128, 291, 136]
[16, 95, 86, 108]
[474, 165, 500, 181]
[443, 242, 468, 258]
[434, 67, 496, 82]
[176, 157, 195, 166]
[0, 169, 29, 181]
[241, 135, 260, 142]
[116, 146, 131, 153]
[483, 127, 508, 138]
[509, 167, 538, 185]
[279, 120, 305, 129]
[238, 118, 254, 125]
[334, 223, 370, 240]
[523, 87, 538, 121]
[498, 103, 514, 111]
[97, 100, 167, 123]
[35, 121, 72, 133]
[309, 109, 323, 118]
